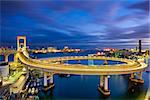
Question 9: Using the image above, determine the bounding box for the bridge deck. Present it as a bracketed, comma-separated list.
[17, 52, 147, 75]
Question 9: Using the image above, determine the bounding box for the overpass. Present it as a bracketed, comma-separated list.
[0, 48, 16, 62]
[14, 36, 148, 95]
[17, 52, 147, 75]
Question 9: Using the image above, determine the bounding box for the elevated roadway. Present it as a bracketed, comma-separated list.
[0, 49, 16, 55]
[0, 48, 16, 62]
[13, 36, 148, 96]
[16, 51, 147, 75]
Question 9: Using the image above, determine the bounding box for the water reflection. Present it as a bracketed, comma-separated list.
[0, 52, 149, 99]
[37, 73, 149, 99]
[36, 55, 150, 99]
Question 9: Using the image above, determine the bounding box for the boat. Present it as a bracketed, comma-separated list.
[31, 88, 35, 95]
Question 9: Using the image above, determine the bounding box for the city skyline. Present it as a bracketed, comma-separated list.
[1, 0, 149, 49]
[0, 0, 149, 98]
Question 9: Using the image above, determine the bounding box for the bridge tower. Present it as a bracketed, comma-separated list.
[17, 36, 26, 51]
[14, 36, 28, 62]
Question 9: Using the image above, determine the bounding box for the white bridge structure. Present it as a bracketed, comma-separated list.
[14, 36, 148, 95]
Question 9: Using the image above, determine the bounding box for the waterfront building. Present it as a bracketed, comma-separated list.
[0, 62, 9, 78]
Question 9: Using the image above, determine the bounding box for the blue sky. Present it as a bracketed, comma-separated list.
[0, 0, 149, 49]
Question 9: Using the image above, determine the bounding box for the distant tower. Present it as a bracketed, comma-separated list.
[17, 36, 26, 51]
[139, 40, 141, 55]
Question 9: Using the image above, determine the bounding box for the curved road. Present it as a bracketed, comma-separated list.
[16, 52, 147, 75]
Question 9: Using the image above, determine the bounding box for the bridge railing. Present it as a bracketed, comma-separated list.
[17, 52, 146, 75]
[44, 55, 133, 63]
[19, 52, 140, 70]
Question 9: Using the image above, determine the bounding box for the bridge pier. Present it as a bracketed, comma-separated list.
[43, 72, 55, 91]
[78, 60, 81, 64]
[145, 54, 149, 65]
[25, 66, 29, 78]
[98, 75, 110, 96]
[103, 59, 108, 65]
[129, 71, 144, 84]
[49, 74, 53, 84]
[130, 73, 134, 79]
[0, 76, 3, 87]
[14, 53, 19, 63]
[100, 76, 104, 87]
[4, 54, 9, 62]
[104, 76, 109, 91]
[44, 72, 48, 87]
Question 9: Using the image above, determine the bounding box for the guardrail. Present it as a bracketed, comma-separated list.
[18, 52, 140, 69]
[16, 52, 147, 75]
[0, 49, 16, 55]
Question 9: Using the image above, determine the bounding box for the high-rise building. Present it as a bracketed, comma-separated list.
[139, 40, 141, 54]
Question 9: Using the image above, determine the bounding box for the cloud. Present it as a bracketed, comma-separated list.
[39, 24, 74, 36]
[0, 0, 149, 49]
[122, 30, 135, 34]
[128, 0, 149, 12]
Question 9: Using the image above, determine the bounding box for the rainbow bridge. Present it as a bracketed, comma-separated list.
[14, 36, 148, 95]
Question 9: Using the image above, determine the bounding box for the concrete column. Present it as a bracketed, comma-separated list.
[17, 37, 20, 51]
[98, 75, 110, 95]
[130, 71, 144, 83]
[0, 76, 3, 87]
[26, 66, 29, 77]
[14, 54, 18, 63]
[4, 54, 9, 62]
[88, 60, 93, 66]
[130, 73, 134, 79]
[146, 55, 149, 64]
[44, 72, 47, 87]
[24, 37, 26, 49]
[78, 60, 81, 64]
[50, 75, 53, 84]
[66, 60, 68, 64]
[39, 70, 43, 78]
[104, 60, 108, 65]
[100, 76, 104, 87]
[104, 76, 108, 91]
[138, 71, 142, 80]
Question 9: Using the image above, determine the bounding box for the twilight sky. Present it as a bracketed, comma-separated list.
[0, 0, 150, 49]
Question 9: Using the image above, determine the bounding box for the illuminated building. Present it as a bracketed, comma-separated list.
[139, 40, 142, 55]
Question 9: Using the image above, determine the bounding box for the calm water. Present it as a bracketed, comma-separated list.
[0, 51, 149, 99]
